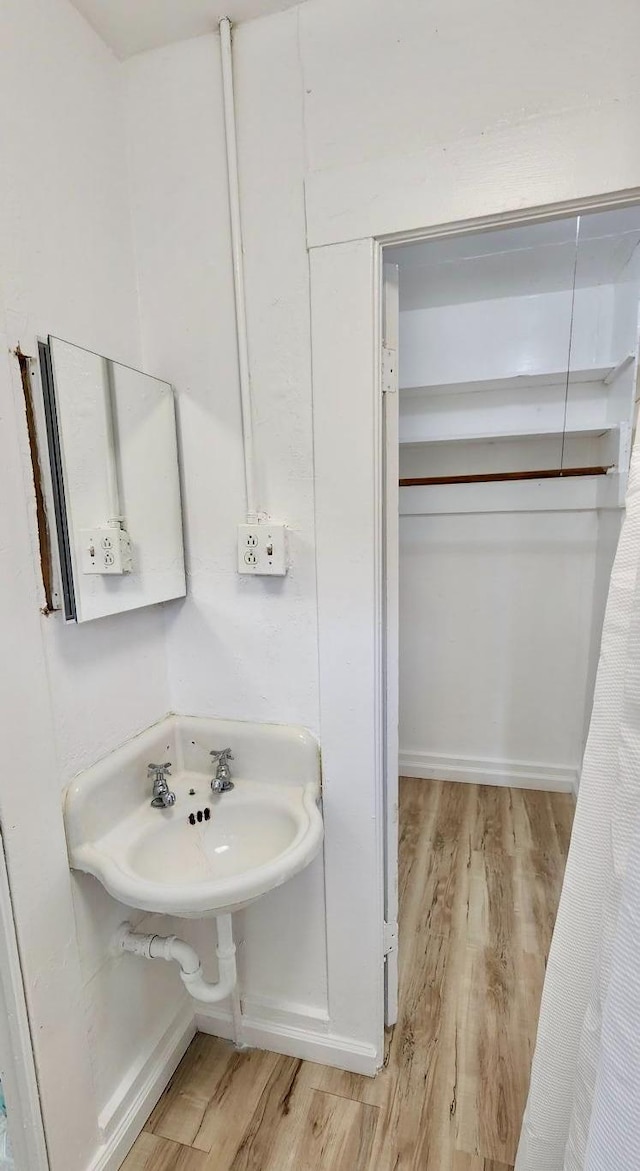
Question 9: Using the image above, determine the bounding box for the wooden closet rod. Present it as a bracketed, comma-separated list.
[400, 465, 612, 488]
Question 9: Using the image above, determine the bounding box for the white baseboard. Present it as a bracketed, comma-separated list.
[196, 1001, 379, 1076]
[399, 749, 577, 792]
[83, 994, 379, 1171]
[239, 992, 330, 1028]
[86, 995, 378, 1171]
[88, 1005, 195, 1171]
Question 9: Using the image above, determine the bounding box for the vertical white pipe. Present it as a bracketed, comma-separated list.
[216, 913, 245, 1046]
[219, 17, 258, 523]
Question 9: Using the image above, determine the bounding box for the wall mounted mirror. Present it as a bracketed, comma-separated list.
[39, 337, 186, 623]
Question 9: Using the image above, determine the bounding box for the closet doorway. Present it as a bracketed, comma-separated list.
[380, 207, 640, 1163]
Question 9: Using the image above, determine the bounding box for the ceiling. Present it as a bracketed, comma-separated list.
[390, 206, 640, 311]
[70, 0, 305, 59]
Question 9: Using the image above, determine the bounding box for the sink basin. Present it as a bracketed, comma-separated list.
[78, 778, 320, 916]
[64, 715, 323, 917]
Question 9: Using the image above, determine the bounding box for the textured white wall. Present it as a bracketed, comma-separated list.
[298, 0, 638, 177]
[125, 35, 319, 733]
[0, 2, 181, 1166]
[302, 0, 640, 246]
[125, 29, 326, 1019]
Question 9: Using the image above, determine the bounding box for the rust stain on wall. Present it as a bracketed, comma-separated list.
[15, 346, 57, 615]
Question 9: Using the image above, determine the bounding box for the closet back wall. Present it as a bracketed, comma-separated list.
[399, 509, 598, 789]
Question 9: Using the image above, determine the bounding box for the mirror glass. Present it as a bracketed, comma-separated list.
[41, 336, 186, 623]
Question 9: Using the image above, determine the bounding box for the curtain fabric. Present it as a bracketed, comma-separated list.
[517, 437, 640, 1171]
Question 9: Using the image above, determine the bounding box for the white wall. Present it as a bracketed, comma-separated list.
[399, 510, 599, 787]
[125, 30, 327, 1025]
[125, 35, 319, 732]
[301, 0, 640, 247]
[0, 2, 184, 1167]
[121, 0, 640, 1087]
[297, 0, 638, 178]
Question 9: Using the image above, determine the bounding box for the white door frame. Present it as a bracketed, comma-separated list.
[382, 263, 400, 1026]
[310, 189, 640, 1065]
[311, 238, 386, 1068]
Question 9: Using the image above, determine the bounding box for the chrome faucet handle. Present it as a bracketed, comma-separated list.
[148, 762, 172, 780]
[210, 749, 234, 763]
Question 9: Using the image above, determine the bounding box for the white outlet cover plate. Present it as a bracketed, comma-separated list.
[237, 523, 288, 576]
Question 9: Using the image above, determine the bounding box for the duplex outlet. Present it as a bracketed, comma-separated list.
[237, 523, 288, 576]
[80, 527, 133, 575]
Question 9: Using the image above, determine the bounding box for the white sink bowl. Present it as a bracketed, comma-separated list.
[64, 715, 323, 918]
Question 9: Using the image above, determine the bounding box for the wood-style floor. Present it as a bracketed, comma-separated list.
[122, 778, 574, 1171]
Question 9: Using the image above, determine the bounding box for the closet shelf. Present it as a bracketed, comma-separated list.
[400, 356, 635, 400]
[399, 423, 621, 448]
[399, 470, 626, 516]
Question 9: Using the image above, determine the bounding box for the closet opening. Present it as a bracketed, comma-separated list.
[380, 206, 640, 1165]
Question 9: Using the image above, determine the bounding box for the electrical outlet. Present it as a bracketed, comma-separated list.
[237, 523, 288, 575]
[80, 527, 133, 575]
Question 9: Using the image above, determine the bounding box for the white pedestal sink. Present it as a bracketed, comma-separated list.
[63, 714, 323, 918]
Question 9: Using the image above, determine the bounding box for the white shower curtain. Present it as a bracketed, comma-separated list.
[517, 436, 640, 1171]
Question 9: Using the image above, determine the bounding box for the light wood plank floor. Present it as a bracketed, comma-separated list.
[122, 779, 574, 1171]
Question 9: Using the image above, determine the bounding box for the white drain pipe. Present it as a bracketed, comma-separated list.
[219, 16, 258, 523]
[114, 913, 238, 1006]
